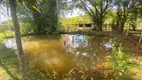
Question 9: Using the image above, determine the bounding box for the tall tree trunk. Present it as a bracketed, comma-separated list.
[99, 16, 103, 31]
[130, 0, 137, 31]
[119, 22, 125, 33]
[99, 0, 103, 31]
[95, 18, 103, 31]
[9, 0, 27, 80]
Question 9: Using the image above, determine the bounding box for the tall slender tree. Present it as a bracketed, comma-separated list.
[9, 0, 27, 80]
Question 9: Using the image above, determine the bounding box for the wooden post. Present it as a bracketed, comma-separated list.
[83, 24, 85, 32]
[91, 24, 94, 32]
[138, 31, 142, 49]
[68, 26, 70, 32]
[125, 26, 130, 39]
[75, 25, 77, 31]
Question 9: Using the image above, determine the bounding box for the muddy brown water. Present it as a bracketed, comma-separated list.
[4, 34, 113, 78]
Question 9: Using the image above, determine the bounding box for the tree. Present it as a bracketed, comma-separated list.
[79, 0, 114, 31]
[111, 0, 142, 33]
[30, 0, 58, 33]
[13, 0, 59, 34]
[129, 0, 142, 31]
[9, 0, 27, 80]
[111, 0, 130, 33]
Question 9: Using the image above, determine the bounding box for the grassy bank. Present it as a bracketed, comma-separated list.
[0, 43, 53, 80]
[0, 32, 14, 39]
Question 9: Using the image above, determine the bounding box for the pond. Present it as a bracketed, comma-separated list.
[4, 34, 114, 79]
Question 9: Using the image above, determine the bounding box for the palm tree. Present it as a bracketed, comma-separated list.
[9, 0, 27, 80]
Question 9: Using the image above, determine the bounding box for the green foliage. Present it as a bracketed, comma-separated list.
[33, 0, 58, 34]
[0, 32, 14, 40]
[79, 0, 114, 31]
[60, 14, 91, 25]
[106, 42, 130, 79]
[59, 14, 92, 32]
[16, 0, 59, 34]
[19, 18, 38, 34]
[105, 10, 116, 24]
[0, 20, 14, 31]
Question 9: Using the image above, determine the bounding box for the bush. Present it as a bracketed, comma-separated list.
[106, 42, 130, 79]
[20, 20, 38, 34]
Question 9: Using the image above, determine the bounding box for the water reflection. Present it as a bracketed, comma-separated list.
[63, 34, 88, 48]
[3, 34, 113, 78]
[3, 38, 16, 49]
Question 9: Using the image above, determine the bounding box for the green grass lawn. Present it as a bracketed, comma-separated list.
[0, 32, 15, 40]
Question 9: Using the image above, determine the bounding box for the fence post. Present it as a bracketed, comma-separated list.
[138, 31, 142, 49]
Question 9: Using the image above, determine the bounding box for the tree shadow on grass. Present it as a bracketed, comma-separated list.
[0, 42, 53, 80]
[0, 43, 19, 80]
[0, 61, 19, 80]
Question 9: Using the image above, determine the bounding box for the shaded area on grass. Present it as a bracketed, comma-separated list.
[0, 61, 19, 80]
[0, 43, 20, 80]
[0, 43, 53, 80]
